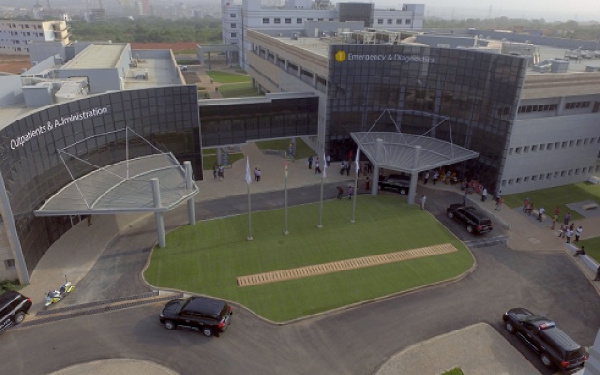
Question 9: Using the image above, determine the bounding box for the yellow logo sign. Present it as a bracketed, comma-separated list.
[334, 50, 346, 62]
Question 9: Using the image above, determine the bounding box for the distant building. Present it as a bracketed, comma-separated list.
[0, 20, 70, 55]
[221, 0, 424, 68]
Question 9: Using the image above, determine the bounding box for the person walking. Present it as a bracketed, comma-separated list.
[523, 197, 530, 212]
[565, 227, 573, 243]
[538, 207, 545, 222]
[551, 213, 558, 230]
[564, 212, 571, 226]
[314, 157, 321, 174]
[336, 186, 344, 199]
[433, 170, 439, 185]
[420, 194, 426, 210]
[594, 264, 600, 281]
[256, 168, 262, 182]
[348, 185, 354, 199]
[495, 195, 503, 211]
[326, 154, 331, 167]
[212, 164, 217, 180]
[481, 187, 487, 202]
[575, 225, 583, 242]
[423, 171, 430, 184]
[254, 167, 259, 182]
[308, 155, 313, 169]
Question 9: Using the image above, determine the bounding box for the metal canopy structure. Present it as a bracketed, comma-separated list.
[350, 109, 480, 204]
[350, 131, 479, 174]
[34, 127, 199, 248]
[34, 153, 197, 216]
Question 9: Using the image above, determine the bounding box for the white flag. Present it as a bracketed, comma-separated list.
[245, 156, 252, 185]
[322, 151, 327, 178]
[355, 148, 360, 173]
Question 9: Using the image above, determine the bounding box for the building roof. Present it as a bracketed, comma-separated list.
[61, 44, 127, 70]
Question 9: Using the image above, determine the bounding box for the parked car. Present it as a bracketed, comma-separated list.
[0, 291, 32, 332]
[378, 174, 411, 195]
[502, 307, 587, 371]
[446, 203, 493, 234]
[159, 296, 232, 337]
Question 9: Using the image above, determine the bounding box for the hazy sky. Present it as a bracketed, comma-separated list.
[376, 0, 600, 22]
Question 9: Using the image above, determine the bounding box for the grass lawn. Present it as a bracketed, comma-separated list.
[441, 368, 465, 375]
[579, 237, 600, 264]
[256, 138, 315, 160]
[202, 148, 244, 170]
[218, 82, 262, 98]
[503, 182, 600, 222]
[206, 70, 252, 83]
[145, 195, 473, 322]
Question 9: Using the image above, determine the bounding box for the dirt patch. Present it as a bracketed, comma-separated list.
[0, 55, 30, 74]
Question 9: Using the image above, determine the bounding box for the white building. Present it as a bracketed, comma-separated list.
[221, 0, 424, 68]
[0, 19, 70, 55]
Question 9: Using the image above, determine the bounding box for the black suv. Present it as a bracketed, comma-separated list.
[159, 296, 232, 337]
[0, 291, 32, 332]
[446, 203, 493, 234]
[378, 174, 411, 195]
[502, 307, 587, 371]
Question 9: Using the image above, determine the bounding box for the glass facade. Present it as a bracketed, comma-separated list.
[199, 96, 319, 147]
[0, 85, 201, 272]
[327, 44, 527, 192]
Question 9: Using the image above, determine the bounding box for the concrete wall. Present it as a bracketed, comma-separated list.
[501, 113, 600, 194]
[29, 42, 66, 66]
[58, 68, 120, 94]
[0, 76, 24, 106]
[23, 84, 54, 107]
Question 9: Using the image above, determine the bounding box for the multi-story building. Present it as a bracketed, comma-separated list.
[0, 19, 70, 55]
[221, 0, 424, 68]
[245, 29, 600, 195]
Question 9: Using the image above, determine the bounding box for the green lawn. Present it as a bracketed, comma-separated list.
[256, 138, 315, 160]
[441, 368, 465, 375]
[145, 195, 473, 322]
[206, 70, 252, 83]
[503, 182, 600, 222]
[578, 237, 600, 264]
[202, 148, 244, 170]
[218, 82, 262, 98]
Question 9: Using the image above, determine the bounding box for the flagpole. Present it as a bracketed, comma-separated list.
[245, 156, 253, 241]
[284, 152, 289, 235]
[318, 149, 326, 228]
[351, 148, 360, 223]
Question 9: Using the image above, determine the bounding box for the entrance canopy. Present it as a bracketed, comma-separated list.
[34, 128, 198, 217]
[350, 131, 479, 174]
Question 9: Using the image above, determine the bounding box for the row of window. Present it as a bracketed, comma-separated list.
[262, 17, 333, 24]
[502, 165, 599, 186]
[565, 101, 590, 109]
[376, 18, 412, 25]
[509, 137, 597, 155]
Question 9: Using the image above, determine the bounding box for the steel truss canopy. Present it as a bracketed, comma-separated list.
[351, 131, 479, 174]
[350, 109, 479, 174]
[34, 128, 199, 217]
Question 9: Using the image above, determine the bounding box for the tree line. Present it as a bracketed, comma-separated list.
[69, 17, 222, 44]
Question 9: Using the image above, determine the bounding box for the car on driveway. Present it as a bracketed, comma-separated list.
[502, 307, 587, 371]
[159, 296, 232, 337]
[446, 203, 493, 234]
[0, 291, 32, 332]
[378, 174, 411, 195]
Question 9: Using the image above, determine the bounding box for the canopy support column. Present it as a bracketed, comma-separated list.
[184, 161, 196, 226]
[152, 178, 166, 248]
[407, 145, 422, 205]
[371, 138, 384, 195]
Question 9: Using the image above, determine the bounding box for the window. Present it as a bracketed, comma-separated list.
[307, 18, 313, 21]
[262, 18, 270, 24]
[555, 142, 560, 149]
[406, 19, 411, 24]
[539, 144, 545, 151]
[230, 23, 236, 28]
[546, 173, 552, 179]
[296, 18, 302, 24]
[285, 18, 291, 24]
[387, 19, 392, 24]
[532, 175, 537, 181]
[231, 33, 237, 38]
[515, 147, 522, 154]
[547, 143, 553, 150]
[569, 140, 574, 147]
[274, 18, 281, 24]
[4, 259, 15, 269]
[230, 13, 236, 18]
[516, 178, 521, 183]
[509, 179, 514, 185]
[377, 19, 384, 24]
[508, 148, 513, 155]
[576, 139, 582, 146]
[524, 146, 529, 153]
[396, 19, 402, 24]
[562, 141, 567, 148]
[524, 176, 529, 182]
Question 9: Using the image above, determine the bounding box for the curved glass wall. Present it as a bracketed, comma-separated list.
[0, 85, 201, 272]
[327, 44, 527, 192]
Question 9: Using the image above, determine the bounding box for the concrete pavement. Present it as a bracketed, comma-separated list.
[18, 140, 599, 374]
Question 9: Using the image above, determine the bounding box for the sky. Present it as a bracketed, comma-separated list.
[376, 0, 600, 22]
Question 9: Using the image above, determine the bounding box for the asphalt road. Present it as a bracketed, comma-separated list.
[2, 186, 599, 374]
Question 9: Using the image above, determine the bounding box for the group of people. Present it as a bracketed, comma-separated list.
[336, 185, 354, 200]
[212, 164, 225, 180]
